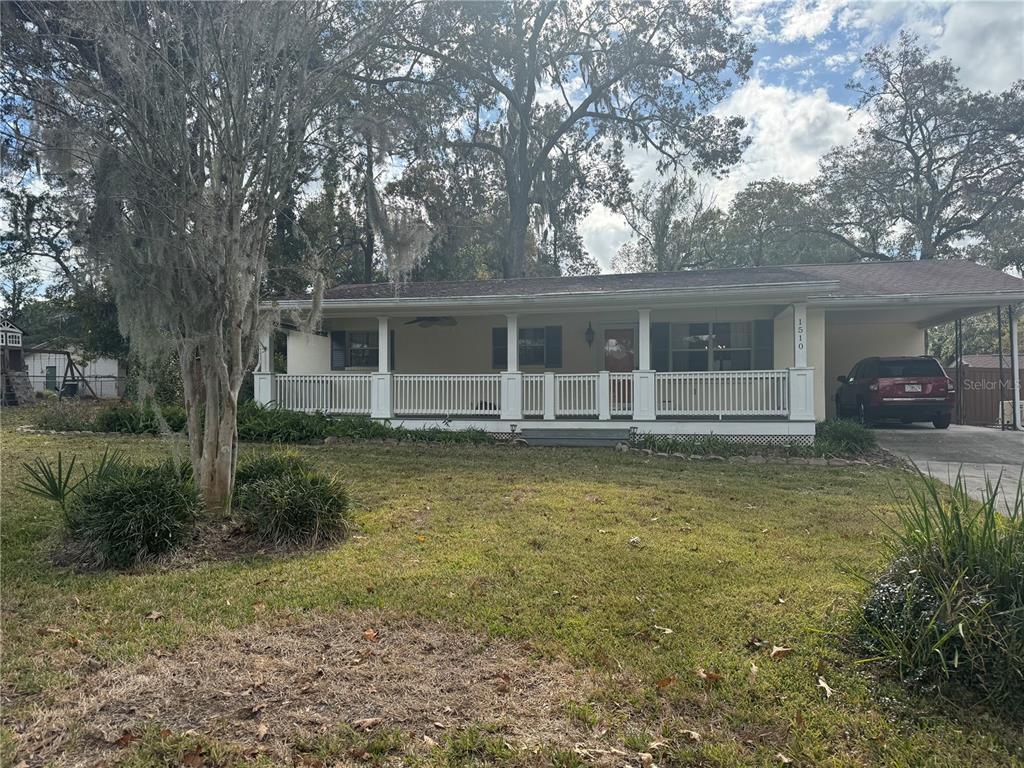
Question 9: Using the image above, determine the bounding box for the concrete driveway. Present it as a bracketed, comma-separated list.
[874, 424, 1023, 510]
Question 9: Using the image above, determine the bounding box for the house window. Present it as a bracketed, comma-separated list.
[661, 321, 773, 372]
[331, 330, 393, 370]
[492, 326, 562, 369]
[347, 331, 379, 368]
[519, 328, 546, 366]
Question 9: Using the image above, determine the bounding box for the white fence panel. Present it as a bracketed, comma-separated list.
[274, 374, 371, 414]
[393, 374, 501, 416]
[655, 370, 789, 417]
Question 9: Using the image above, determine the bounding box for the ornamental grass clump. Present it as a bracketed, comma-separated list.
[234, 451, 350, 547]
[857, 470, 1024, 708]
[21, 450, 197, 569]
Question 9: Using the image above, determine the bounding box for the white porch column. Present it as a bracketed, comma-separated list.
[637, 309, 651, 370]
[254, 327, 275, 406]
[788, 367, 815, 422]
[501, 313, 523, 420]
[597, 370, 611, 420]
[370, 315, 392, 418]
[543, 371, 555, 420]
[633, 308, 656, 420]
[792, 303, 808, 368]
[377, 315, 390, 373]
[1010, 304, 1021, 430]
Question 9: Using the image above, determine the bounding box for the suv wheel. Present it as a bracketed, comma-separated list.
[933, 414, 951, 430]
[858, 402, 871, 427]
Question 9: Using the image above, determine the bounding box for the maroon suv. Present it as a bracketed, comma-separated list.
[835, 356, 955, 429]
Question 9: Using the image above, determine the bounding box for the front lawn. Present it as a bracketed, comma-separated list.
[1, 424, 1021, 766]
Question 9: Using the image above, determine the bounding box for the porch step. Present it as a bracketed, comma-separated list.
[516, 428, 631, 448]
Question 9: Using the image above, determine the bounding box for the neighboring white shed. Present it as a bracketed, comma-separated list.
[23, 345, 126, 398]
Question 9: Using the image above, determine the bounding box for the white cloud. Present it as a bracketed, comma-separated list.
[711, 78, 867, 203]
[779, 0, 849, 41]
[934, 1, 1024, 91]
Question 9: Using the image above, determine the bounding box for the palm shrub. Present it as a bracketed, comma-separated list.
[234, 450, 350, 546]
[857, 470, 1024, 707]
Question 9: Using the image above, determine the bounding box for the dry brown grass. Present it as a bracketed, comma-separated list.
[10, 610, 598, 766]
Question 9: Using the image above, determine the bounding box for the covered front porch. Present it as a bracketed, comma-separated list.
[255, 297, 818, 440]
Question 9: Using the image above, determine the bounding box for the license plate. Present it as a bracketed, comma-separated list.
[905, 384, 922, 393]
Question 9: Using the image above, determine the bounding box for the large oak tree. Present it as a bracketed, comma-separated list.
[372, 0, 752, 277]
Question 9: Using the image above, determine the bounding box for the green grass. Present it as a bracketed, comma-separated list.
[1, 421, 1022, 766]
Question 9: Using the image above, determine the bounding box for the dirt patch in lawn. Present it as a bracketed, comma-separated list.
[9, 610, 601, 766]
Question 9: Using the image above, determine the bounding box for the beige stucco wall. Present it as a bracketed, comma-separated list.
[287, 307, 793, 376]
[823, 318, 926, 418]
[773, 307, 826, 420]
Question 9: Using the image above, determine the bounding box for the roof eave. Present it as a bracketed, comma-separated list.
[267, 280, 841, 314]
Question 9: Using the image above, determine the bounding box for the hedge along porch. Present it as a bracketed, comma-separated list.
[258, 261, 1024, 441]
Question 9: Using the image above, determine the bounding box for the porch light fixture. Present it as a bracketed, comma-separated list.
[584, 321, 595, 347]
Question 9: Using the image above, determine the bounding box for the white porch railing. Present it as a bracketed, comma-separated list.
[393, 373, 501, 416]
[554, 373, 599, 417]
[523, 373, 545, 417]
[273, 373, 371, 414]
[266, 368, 804, 421]
[655, 370, 790, 417]
[609, 372, 633, 417]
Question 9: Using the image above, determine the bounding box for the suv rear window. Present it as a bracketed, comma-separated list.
[877, 359, 943, 378]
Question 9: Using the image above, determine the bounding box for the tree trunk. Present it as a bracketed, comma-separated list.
[179, 341, 241, 516]
[505, 183, 529, 278]
[363, 134, 375, 282]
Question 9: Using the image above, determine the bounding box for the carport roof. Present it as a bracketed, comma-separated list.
[304, 259, 1024, 305]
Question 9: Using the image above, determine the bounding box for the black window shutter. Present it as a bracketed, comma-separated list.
[389, 329, 395, 371]
[544, 326, 562, 368]
[753, 319, 773, 369]
[492, 327, 507, 369]
[330, 331, 347, 370]
[651, 322, 670, 371]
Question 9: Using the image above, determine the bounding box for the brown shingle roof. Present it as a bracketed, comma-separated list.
[955, 354, 1023, 369]
[314, 260, 1023, 302]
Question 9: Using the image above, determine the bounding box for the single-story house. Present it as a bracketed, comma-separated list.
[23, 344, 126, 399]
[258, 260, 1024, 442]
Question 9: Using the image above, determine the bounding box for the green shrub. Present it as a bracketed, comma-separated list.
[35, 405, 97, 432]
[93, 403, 187, 434]
[64, 460, 197, 569]
[328, 415, 393, 440]
[639, 434, 750, 456]
[236, 402, 333, 442]
[815, 419, 876, 456]
[235, 468, 350, 546]
[234, 449, 311, 489]
[856, 471, 1024, 708]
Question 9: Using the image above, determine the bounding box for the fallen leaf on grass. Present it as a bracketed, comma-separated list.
[747, 660, 759, 684]
[745, 636, 768, 651]
[681, 729, 701, 743]
[655, 676, 676, 690]
[776, 753, 793, 765]
[653, 625, 674, 634]
[817, 676, 834, 699]
[352, 717, 382, 732]
[639, 752, 655, 767]
[256, 723, 269, 741]
[145, 611, 163, 621]
[362, 627, 379, 643]
[111, 730, 138, 748]
[182, 748, 205, 768]
[769, 645, 793, 660]
[695, 668, 723, 683]
[423, 735, 438, 748]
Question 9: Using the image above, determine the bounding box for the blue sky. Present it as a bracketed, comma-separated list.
[583, 0, 1024, 270]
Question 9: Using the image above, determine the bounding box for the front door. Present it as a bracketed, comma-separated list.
[603, 329, 635, 371]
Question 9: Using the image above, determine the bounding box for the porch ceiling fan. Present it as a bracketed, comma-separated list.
[405, 316, 457, 328]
